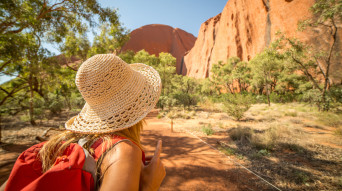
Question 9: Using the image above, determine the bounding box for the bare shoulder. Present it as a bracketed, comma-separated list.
[112, 140, 142, 158]
[101, 140, 142, 169]
[99, 140, 143, 191]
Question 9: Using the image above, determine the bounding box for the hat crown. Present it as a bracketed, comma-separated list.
[76, 54, 132, 105]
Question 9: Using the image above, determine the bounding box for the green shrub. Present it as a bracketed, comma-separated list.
[302, 88, 322, 104]
[328, 85, 342, 103]
[70, 92, 85, 108]
[50, 100, 64, 114]
[223, 94, 253, 121]
[201, 124, 214, 135]
[258, 149, 271, 156]
[45, 93, 64, 115]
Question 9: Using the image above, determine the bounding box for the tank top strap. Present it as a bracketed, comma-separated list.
[90, 135, 145, 163]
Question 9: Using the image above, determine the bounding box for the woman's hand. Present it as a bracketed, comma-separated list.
[140, 140, 166, 191]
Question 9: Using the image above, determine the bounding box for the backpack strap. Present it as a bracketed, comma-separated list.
[78, 138, 97, 190]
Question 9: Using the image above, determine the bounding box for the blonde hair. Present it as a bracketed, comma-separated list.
[39, 119, 145, 173]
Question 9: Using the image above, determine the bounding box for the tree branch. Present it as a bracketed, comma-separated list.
[0, 83, 28, 106]
[0, 61, 11, 72]
[291, 53, 322, 91]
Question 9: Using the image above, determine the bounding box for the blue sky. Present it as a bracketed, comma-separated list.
[1, 0, 227, 84]
[103, 0, 227, 36]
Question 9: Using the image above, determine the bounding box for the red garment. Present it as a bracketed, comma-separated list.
[5, 135, 145, 191]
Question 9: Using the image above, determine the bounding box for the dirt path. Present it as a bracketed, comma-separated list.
[142, 111, 275, 191]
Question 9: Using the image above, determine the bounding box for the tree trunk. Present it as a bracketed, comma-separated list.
[319, 19, 337, 111]
[0, 114, 2, 144]
[267, 84, 271, 106]
[238, 79, 242, 93]
[28, 75, 36, 126]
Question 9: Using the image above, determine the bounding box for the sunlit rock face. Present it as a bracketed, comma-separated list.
[182, 0, 341, 83]
[121, 24, 196, 74]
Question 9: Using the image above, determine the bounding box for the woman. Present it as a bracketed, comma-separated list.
[2, 54, 165, 191]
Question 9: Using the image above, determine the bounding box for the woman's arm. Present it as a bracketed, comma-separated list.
[99, 141, 142, 191]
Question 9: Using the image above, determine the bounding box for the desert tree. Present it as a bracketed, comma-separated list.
[250, 40, 284, 106]
[0, 0, 125, 125]
[210, 57, 240, 94]
[295, 0, 342, 110]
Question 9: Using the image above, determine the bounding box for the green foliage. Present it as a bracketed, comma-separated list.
[328, 85, 342, 103]
[158, 52, 177, 97]
[59, 30, 90, 61]
[133, 50, 159, 67]
[232, 61, 251, 92]
[171, 75, 200, 109]
[201, 124, 214, 136]
[88, 23, 129, 57]
[249, 40, 285, 105]
[223, 94, 253, 121]
[299, 0, 342, 30]
[210, 57, 240, 94]
[0, 0, 128, 124]
[118, 50, 135, 63]
[198, 78, 215, 97]
[257, 149, 271, 157]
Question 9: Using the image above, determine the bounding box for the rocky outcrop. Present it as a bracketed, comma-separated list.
[121, 24, 196, 74]
[182, 0, 342, 82]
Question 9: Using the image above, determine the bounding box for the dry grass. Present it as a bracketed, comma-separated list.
[316, 113, 342, 128]
[335, 127, 342, 136]
[176, 102, 342, 191]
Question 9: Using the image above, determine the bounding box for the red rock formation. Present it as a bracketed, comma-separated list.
[121, 24, 196, 74]
[183, 0, 342, 82]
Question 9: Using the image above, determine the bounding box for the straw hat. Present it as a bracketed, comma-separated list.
[65, 54, 161, 134]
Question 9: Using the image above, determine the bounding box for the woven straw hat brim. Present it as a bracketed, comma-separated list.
[65, 63, 161, 134]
